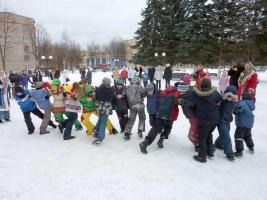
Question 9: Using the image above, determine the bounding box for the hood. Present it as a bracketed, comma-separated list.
[223, 85, 237, 100]
[193, 86, 217, 97]
[130, 77, 140, 85]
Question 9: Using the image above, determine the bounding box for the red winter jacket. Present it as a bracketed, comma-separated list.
[120, 70, 128, 79]
[237, 71, 258, 101]
[161, 86, 181, 121]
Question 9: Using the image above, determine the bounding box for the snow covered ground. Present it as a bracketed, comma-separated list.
[0, 71, 267, 200]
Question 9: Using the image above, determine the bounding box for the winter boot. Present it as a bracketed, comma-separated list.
[92, 139, 102, 145]
[249, 147, 255, 154]
[28, 130, 34, 135]
[234, 151, 243, 158]
[226, 153, 235, 161]
[40, 130, 50, 135]
[112, 128, 118, 135]
[124, 132, 131, 140]
[64, 136, 75, 140]
[137, 130, 143, 139]
[139, 140, 149, 154]
[51, 124, 57, 129]
[5, 118, 11, 122]
[157, 136, 165, 148]
[0, 120, 2, 123]
[193, 155, 207, 163]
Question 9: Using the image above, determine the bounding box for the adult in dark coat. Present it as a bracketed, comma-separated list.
[189, 78, 222, 163]
[163, 66, 172, 89]
[228, 64, 244, 89]
[85, 68, 92, 85]
[148, 67, 155, 82]
[32, 69, 43, 83]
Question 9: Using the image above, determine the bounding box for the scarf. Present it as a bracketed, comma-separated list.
[238, 67, 254, 87]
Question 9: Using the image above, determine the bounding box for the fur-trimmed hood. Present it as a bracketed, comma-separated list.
[193, 86, 217, 97]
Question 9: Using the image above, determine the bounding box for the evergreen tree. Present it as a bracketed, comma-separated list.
[133, 0, 165, 66]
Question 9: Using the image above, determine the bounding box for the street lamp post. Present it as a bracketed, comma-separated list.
[41, 55, 53, 71]
[154, 52, 166, 65]
[114, 58, 119, 68]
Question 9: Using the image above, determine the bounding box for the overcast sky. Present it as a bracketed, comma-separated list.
[2, 0, 146, 49]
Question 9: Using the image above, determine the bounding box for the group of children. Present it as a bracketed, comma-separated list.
[1, 63, 257, 163]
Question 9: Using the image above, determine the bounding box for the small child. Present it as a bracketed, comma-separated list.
[233, 92, 255, 157]
[215, 85, 237, 161]
[14, 86, 56, 134]
[30, 82, 54, 134]
[113, 79, 129, 133]
[139, 85, 181, 154]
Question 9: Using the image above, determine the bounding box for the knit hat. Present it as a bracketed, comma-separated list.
[146, 83, 155, 92]
[32, 82, 43, 89]
[242, 92, 252, 100]
[15, 86, 24, 94]
[200, 78, 211, 89]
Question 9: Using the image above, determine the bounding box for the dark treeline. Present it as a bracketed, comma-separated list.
[133, 0, 267, 67]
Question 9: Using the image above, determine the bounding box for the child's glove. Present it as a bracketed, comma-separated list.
[177, 98, 184, 105]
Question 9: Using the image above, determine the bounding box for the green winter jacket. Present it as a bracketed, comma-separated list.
[78, 85, 96, 111]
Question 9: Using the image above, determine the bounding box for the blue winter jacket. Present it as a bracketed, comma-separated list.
[220, 85, 237, 123]
[146, 90, 160, 115]
[234, 100, 255, 128]
[15, 89, 37, 112]
[30, 88, 52, 110]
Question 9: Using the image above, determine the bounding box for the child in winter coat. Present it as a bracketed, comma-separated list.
[30, 82, 54, 134]
[60, 82, 81, 140]
[139, 85, 181, 154]
[93, 77, 115, 144]
[113, 79, 129, 133]
[145, 83, 159, 128]
[49, 79, 83, 132]
[233, 92, 255, 157]
[215, 85, 237, 161]
[14, 86, 56, 134]
[218, 70, 229, 93]
[124, 77, 146, 140]
[188, 78, 222, 163]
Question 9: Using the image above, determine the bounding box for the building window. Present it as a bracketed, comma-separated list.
[24, 45, 29, 52]
[24, 55, 30, 62]
[23, 35, 27, 43]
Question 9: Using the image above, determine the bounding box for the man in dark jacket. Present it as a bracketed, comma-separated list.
[228, 64, 244, 89]
[148, 67, 155, 83]
[163, 66, 172, 89]
[113, 79, 129, 133]
[189, 78, 222, 163]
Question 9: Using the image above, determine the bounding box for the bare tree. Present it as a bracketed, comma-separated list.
[107, 37, 126, 62]
[27, 23, 49, 67]
[0, 12, 16, 71]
